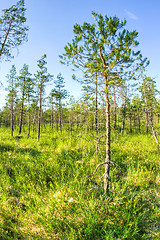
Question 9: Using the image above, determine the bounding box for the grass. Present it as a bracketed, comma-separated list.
[0, 126, 159, 239]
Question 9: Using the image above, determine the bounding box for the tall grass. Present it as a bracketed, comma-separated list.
[0, 126, 159, 239]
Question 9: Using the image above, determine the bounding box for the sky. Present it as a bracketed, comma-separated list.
[0, 0, 160, 108]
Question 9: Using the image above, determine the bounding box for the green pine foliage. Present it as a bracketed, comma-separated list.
[0, 0, 28, 60]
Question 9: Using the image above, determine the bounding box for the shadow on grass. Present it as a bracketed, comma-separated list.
[0, 144, 41, 157]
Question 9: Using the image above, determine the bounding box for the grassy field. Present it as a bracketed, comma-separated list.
[0, 126, 159, 239]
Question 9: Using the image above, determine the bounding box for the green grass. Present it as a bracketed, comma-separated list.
[0, 126, 159, 239]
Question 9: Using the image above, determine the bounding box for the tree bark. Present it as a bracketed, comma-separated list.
[10, 100, 14, 137]
[104, 76, 111, 197]
[19, 100, 24, 135]
[113, 85, 117, 129]
[138, 114, 141, 133]
[59, 99, 62, 132]
[27, 105, 31, 138]
[38, 83, 42, 139]
[95, 73, 98, 132]
[121, 87, 127, 135]
[10, 85, 14, 136]
[145, 109, 149, 133]
[0, 14, 15, 57]
[51, 103, 53, 129]
[129, 115, 132, 133]
[143, 85, 158, 144]
[99, 46, 111, 196]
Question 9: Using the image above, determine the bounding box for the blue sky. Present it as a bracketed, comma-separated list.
[0, 0, 160, 108]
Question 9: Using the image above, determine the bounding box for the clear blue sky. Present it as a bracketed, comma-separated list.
[0, 0, 160, 108]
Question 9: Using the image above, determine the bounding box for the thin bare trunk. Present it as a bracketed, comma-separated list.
[143, 85, 158, 144]
[99, 46, 111, 196]
[51, 103, 53, 129]
[113, 85, 117, 129]
[59, 99, 62, 132]
[11, 101, 14, 136]
[95, 74, 98, 132]
[138, 115, 141, 133]
[32, 114, 36, 132]
[56, 110, 59, 131]
[19, 100, 24, 135]
[27, 106, 30, 138]
[121, 88, 127, 135]
[38, 86, 42, 139]
[129, 115, 132, 133]
[104, 76, 111, 197]
[145, 109, 149, 133]
[10, 85, 14, 136]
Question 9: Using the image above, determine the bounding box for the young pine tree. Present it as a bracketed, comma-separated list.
[60, 12, 148, 196]
[52, 73, 69, 132]
[35, 54, 53, 139]
[6, 65, 17, 136]
[16, 64, 32, 135]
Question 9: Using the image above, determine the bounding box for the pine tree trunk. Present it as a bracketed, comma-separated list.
[104, 76, 111, 197]
[19, 100, 24, 135]
[38, 86, 42, 139]
[27, 106, 30, 138]
[59, 99, 62, 132]
[51, 103, 53, 129]
[121, 109, 125, 134]
[145, 109, 149, 133]
[32, 114, 36, 132]
[148, 111, 158, 143]
[95, 74, 98, 132]
[0, 14, 15, 57]
[138, 114, 141, 133]
[56, 110, 59, 131]
[129, 115, 132, 133]
[10, 97, 14, 137]
[121, 87, 127, 135]
[144, 89, 158, 144]
[113, 85, 117, 129]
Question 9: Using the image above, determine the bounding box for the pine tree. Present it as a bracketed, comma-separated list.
[0, 0, 28, 60]
[6, 65, 17, 136]
[140, 76, 159, 143]
[35, 54, 53, 139]
[52, 73, 69, 132]
[60, 12, 148, 196]
[16, 64, 32, 135]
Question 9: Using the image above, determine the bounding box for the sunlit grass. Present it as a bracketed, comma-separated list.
[0, 126, 159, 239]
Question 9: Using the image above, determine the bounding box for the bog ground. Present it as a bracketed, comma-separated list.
[0, 126, 159, 239]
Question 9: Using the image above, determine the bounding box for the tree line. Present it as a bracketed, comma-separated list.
[1, 61, 159, 142]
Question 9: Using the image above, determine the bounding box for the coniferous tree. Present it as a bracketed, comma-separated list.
[35, 54, 53, 139]
[48, 89, 56, 129]
[6, 65, 17, 136]
[0, 0, 28, 61]
[52, 73, 69, 132]
[60, 12, 148, 196]
[132, 96, 143, 133]
[141, 76, 159, 143]
[80, 73, 102, 132]
[25, 71, 35, 138]
[16, 64, 32, 135]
